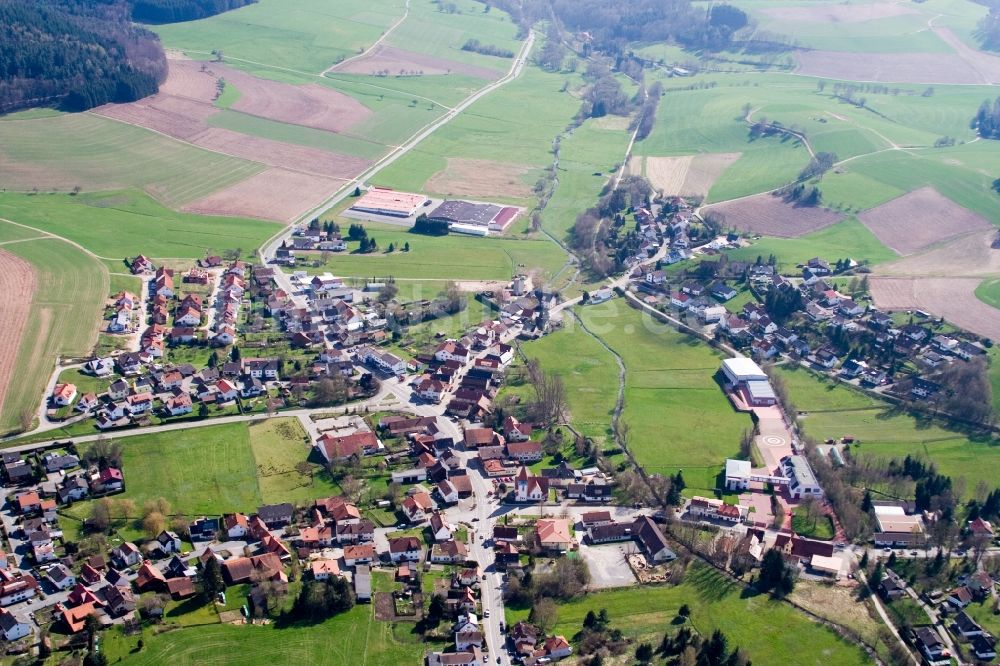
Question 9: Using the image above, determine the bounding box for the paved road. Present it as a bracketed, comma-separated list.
[257, 30, 537, 267]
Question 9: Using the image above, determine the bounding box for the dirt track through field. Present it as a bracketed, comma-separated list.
[857, 187, 992, 255]
[870, 276, 1000, 339]
[702, 192, 844, 237]
[0, 249, 37, 429]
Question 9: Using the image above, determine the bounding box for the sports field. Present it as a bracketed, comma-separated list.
[0, 234, 107, 434]
[506, 563, 870, 665]
[580, 301, 750, 486]
[0, 191, 278, 260]
[774, 365, 1000, 488]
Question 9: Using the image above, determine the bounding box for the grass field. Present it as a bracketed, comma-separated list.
[976, 278, 1000, 310]
[791, 506, 835, 540]
[372, 63, 589, 198]
[0, 112, 262, 208]
[153, 0, 405, 76]
[726, 218, 898, 270]
[579, 301, 750, 482]
[248, 418, 340, 504]
[774, 364, 1000, 488]
[102, 600, 439, 665]
[311, 220, 567, 281]
[506, 564, 870, 665]
[0, 236, 107, 434]
[0, 191, 279, 261]
[84, 422, 263, 515]
[513, 318, 621, 443]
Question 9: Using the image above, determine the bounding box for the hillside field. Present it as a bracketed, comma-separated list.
[0, 235, 107, 435]
[774, 365, 1000, 488]
[0, 191, 279, 260]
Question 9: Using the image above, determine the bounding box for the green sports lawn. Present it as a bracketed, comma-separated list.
[0, 235, 107, 434]
[309, 221, 567, 281]
[579, 301, 750, 480]
[0, 190, 279, 261]
[507, 564, 870, 665]
[774, 365, 1000, 488]
[0, 112, 263, 208]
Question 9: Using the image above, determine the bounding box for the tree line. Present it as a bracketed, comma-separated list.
[461, 38, 514, 58]
[0, 0, 167, 113]
[131, 0, 256, 23]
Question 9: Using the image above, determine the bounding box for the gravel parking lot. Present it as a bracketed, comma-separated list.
[578, 541, 637, 589]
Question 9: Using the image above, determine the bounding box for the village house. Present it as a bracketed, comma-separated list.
[388, 536, 423, 563]
[535, 518, 573, 552]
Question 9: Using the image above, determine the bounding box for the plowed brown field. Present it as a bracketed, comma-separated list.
[0, 249, 36, 427]
[703, 193, 844, 237]
[181, 168, 340, 222]
[870, 276, 1000, 339]
[858, 187, 992, 255]
[331, 45, 498, 79]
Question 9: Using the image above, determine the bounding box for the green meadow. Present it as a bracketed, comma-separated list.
[0, 191, 278, 260]
[725, 218, 898, 270]
[0, 235, 107, 434]
[507, 564, 870, 666]
[311, 220, 567, 281]
[774, 365, 1000, 488]
[0, 112, 262, 208]
[153, 0, 405, 76]
[580, 301, 750, 483]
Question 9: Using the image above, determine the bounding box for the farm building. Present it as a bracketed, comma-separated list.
[720, 358, 777, 407]
[351, 187, 428, 217]
[427, 200, 519, 234]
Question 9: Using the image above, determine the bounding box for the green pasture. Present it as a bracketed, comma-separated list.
[103, 600, 438, 665]
[80, 422, 263, 515]
[153, 0, 405, 76]
[725, 217, 903, 273]
[309, 220, 566, 280]
[0, 113, 263, 208]
[579, 301, 750, 474]
[506, 564, 870, 666]
[249, 418, 340, 504]
[774, 365, 1000, 488]
[0, 191, 278, 260]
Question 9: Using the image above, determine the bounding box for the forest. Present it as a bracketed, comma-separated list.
[489, 0, 752, 54]
[0, 0, 166, 113]
[131, 0, 256, 24]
